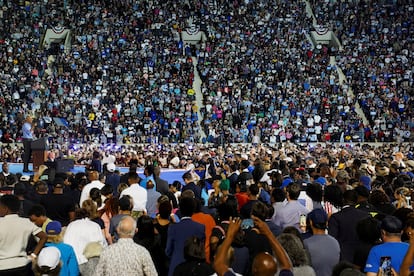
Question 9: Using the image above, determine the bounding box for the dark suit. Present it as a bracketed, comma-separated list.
[155, 175, 169, 195]
[165, 218, 205, 276]
[105, 173, 121, 197]
[181, 182, 202, 199]
[328, 206, 369, 262]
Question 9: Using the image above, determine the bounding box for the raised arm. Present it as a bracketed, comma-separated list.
[213, 217, 242, 276]
[252, 215, 293, 271]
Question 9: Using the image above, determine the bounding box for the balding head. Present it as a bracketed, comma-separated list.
[252, 252, 277, 276]
[117, 216, 136, 238]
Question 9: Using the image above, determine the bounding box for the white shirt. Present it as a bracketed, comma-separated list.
[169, 156, 180, 168]
[79, 180, 105, 207]
[120, 183, 148, 212]
[0, 214, 42, 270]
[63, 218, 106, 265]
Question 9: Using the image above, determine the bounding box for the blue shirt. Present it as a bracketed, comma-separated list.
[274, 200, 310, 230]
[22, 122, 33, 139]
[45, 242, 79, 276]
[365, 242, 410, 273]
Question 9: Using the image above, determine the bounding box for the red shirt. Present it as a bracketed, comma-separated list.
[235, 192, 249, 211]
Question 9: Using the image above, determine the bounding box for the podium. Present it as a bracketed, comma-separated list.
[31, 137, 49, 171]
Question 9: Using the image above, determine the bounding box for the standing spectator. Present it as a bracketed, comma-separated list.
[94, 216, 157, 275]
[79, 171, 104, 208]
[153, 199, 174, 275]
[304, 208, 340, 276]
[166, 197, 205, 276]
[274, 182, 309, 231]
[240, 184, 260, 219]
[40, 178, 75, 226]
[63, 208, 106, 271]
[32, 247, 62, 276]
[154, 166, 169, 195]
[173, 236, 215, 275]
[271, 188, 286, 225]
[120, 172, 147, 219]
[353, 216, 382, 272]
[105, 163, 121, 197]
[88, 151, 102, 173]
[28, 204, 52, 232]
[365, 216, 411, 275]
[328, 190, 369, 263]
[213, 216, 293, 276]
[236, 160, 254, 188]
[140, 164, 156, 190]
[133, 215, 164, 275]
[0, 194, 47, 275]
[245, 201, 275, 273]
[13, 182, 34, 218]
[277, 233, 316, 276]
[109, 195, 133, 243]
[44, 220, 79, 276]
[145, 180, 161, 218]
[181, 171, 202, 200]
[192, 198, 216, 263]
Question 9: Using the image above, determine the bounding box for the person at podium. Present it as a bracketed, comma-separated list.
[22, 115, 35, 173]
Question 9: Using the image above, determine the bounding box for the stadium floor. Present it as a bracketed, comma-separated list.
[6, 163, 186, 184]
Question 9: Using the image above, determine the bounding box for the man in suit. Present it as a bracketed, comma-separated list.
[181, 171, 202, 200]
[328, 189, 369, 262]
[154, 166, 169, 195]
[166, 196, 205, 276]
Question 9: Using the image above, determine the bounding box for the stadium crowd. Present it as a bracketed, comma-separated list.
[310, 0, 414, 142]
[0, 0, 414, 275]
[1, 140, 414, 275]
[1, 0, 411, 146]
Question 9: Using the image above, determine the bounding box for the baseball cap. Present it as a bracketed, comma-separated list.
[359, 175, 371, 191]
[46, 221, 62, 235]
[308, 208, 328, 228]
[315, 177, 327, 185]
[280, 178, 293, 188]
[37, 246, 61, 270]
[380, 216, 403, 234]
[107, 163, 116, 172]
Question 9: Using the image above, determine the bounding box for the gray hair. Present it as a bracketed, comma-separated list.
[277, 234, 310, 267]
[117, 216, 136, 237]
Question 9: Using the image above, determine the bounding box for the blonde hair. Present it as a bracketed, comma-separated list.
[47, 234, 63, 243]
[82, 199, 99, 219]
[395, 187, 410, 197]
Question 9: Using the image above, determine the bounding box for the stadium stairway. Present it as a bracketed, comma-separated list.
[331, 56, 370, 127]
[305, 0, 369, 128]
[191, 56, 207, 140]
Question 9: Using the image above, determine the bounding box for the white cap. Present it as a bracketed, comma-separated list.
[107, 163, 116, 172]
[20, 175, 30, 181]
[37, 247, 61, 270]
